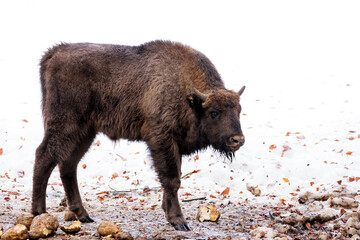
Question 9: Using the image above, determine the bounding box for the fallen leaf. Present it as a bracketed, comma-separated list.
[305, 222, 311, 230]
[0, 148, 3, 155]
[82, 164, 87, 169]
[283, 178, 290, 183]
[111, 173, 119, 179]
[281, 145, 291, 157]
[286, 132, 291, 136]
[220, 187, 230, 196]
[337, 180, 342, 185]
[349, 137, 355, 141]
[346, 151, 353, 155]
[210, 194, 217, 198]
[269, 144, 277, 150]
[310, 182, 315, 186]
[22, 119, 29, 123]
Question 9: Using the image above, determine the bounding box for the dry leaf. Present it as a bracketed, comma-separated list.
[111, 173, 119, 179]
[269, 144, 277, 150]
[220, 187, 230, 196]
[283, 178, 290, 183]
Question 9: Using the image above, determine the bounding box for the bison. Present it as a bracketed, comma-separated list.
[32, 40, 245, 231]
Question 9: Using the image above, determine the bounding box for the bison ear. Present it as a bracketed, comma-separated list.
[238, 86, 246, 96]
[186, 93, 205, 115]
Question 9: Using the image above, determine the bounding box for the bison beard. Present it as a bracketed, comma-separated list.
[31, 40, 245, 231]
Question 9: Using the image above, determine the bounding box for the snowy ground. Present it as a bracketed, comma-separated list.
[1, 0, 360, 239]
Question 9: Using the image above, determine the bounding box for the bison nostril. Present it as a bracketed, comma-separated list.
[230, 135, 245, 145]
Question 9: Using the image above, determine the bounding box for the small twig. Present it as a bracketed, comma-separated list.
[182, 197, 206, 202]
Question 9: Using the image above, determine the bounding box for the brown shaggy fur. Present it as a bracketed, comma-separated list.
[32, 40, 245, 230]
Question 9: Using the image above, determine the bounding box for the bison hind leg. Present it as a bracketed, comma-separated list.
[58, 129, 96, 222]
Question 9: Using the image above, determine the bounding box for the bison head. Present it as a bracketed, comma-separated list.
[187, 86, 246, 159]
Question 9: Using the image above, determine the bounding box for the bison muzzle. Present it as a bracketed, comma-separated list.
[31, 40, 245, 231]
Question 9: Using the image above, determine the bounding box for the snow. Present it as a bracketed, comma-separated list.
[1, 0, 360, 231]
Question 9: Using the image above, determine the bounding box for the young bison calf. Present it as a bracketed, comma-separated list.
[32, 40, 245, 230]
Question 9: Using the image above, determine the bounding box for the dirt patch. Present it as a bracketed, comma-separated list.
[1, 188, 359, 239]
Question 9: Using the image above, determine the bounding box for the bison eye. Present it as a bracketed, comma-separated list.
[210, 111, 219, 119]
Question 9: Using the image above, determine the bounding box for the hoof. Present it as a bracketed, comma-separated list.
[173, 223, 191, 231]
[79, 216, 94, 223]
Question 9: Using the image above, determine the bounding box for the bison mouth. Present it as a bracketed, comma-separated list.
[211, 136, 244, 161]
[212, 143, 237, 162]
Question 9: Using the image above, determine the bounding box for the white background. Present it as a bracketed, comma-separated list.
[0, 0, 360, 210]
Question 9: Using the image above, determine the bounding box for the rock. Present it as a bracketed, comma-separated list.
[318, 232, 328, 240]
[1, 224, 28, 240]
[330, 197, 359, 209]
[97, 220, 122, 237]
[16, 214, 34, 230]
[28, 213, 59, 239]
[246, 184, 261, 197]
[196, 203, 221, 222]
[60, 221, 81, 234]
[114, 231, 134, 240]
[64, 210, 77, 221]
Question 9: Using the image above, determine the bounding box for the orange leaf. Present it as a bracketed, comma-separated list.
[283, 178, 290, 183]
[349, 137, 355, 141]
[0, 148, 3, 155]
[111, 173, 119, 179]
[269, 144, 277, 150]
[220, 187, 230, 196]
[82, 164, 87, 169]
[289, 193, 298, 196]
[337, 180, 342, 185]
[286, 132, 291, 136]
[305, 222, 311, 230]
[210, 194, 217, 198]
[22, 119, 28, 123]
[184, 192, 192, 196]
[346, 151, 353, 155]
[340, 209, 346, 215]
[310, 182, 315, 186]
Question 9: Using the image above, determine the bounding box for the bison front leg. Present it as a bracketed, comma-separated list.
[148, 140, 190, 231]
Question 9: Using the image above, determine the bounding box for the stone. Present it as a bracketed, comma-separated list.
[1, 224, 28, 240]
[28, 213, 59, 239]
[60, 221, 81, 234]
[97, 220, 122, 237]
[64, 210, 77, 221]
[16, 214, 34, 230]
[196, 203, 221, 222]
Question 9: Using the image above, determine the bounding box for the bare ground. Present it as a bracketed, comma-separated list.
[1, 188, 359, 239]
